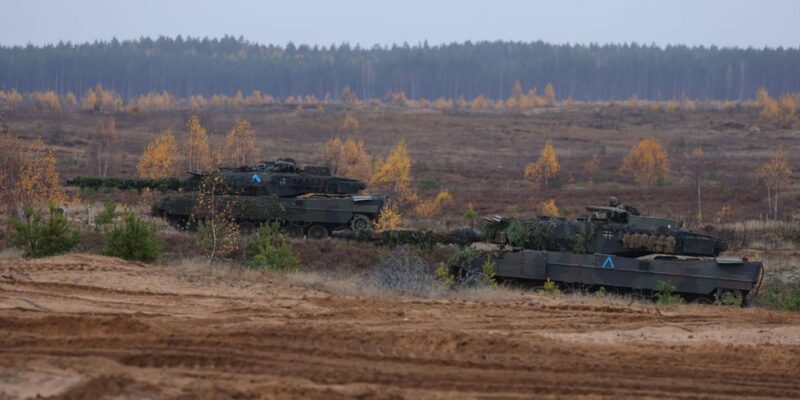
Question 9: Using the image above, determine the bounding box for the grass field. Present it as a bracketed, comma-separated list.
[4, 103, 798, 227]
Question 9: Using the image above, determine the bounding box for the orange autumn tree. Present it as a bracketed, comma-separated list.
[184, 115, 212, 171]
[138, 129, 179, 178]
[320, 137, 344, 173]
[371, 139, 412, 198]
[13, 138, 65, 210]
[539, 199, 559, 217]
[757, 88, 797, 128]
[620, 138, 670, 187]
[524, 141, 560, 188]
[338, 138, 372, 182]
[756, 148, 792, 220]
[341, 113, 360, 133]
[414, 189, 454, 218]
[320, 137, 372, 182]
[224, 119, 258, 166]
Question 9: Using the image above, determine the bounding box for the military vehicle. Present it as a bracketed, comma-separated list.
[68, 158, 386, 238]
[333, 198, 764, 305]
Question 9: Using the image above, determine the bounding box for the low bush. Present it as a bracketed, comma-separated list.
[11, 204, 80, 258]
[541, 278, 560, 295]
[361, 246, 439, 296]
[655, 280, 683, 305]
[104, 213, 161, 262]
[245, 223, 300, 271]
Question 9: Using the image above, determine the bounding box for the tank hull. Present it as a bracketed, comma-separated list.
[482, 250, 763, 304]
[153, 193, 386, 235]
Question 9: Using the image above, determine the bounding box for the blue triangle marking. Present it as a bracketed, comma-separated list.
[251, 174, 262, 183]
[601, 256, 615, 269]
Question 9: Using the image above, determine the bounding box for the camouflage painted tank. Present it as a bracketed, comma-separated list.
[68, 158, 386, 238]
[333, 198, 764, 305]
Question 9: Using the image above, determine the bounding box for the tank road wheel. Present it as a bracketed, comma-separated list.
[351, 214, 371, 232]
[285, 224, 304, 239]
[308, 225, 329, 240]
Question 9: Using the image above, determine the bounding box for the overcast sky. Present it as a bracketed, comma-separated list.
[2, 0, 798, 48]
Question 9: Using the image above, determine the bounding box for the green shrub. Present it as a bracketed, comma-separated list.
[11, 204, 80, 258]
[760, 286, 800, 312]
[246, 223, 300, 271]
[656, 280, 683, 305]
[481, 257, 497, 287]
[104, 213, 162, 262]
[95, 201, 118, 226]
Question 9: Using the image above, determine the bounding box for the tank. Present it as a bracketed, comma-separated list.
[332, 198, 764, 305]
[68, 158, 386, 238]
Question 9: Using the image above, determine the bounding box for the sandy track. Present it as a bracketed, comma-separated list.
[1, 255, 799, 399]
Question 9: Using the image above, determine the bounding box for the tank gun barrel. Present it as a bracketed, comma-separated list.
[67, 176, 187, 192]
[332, 228, 484, 247]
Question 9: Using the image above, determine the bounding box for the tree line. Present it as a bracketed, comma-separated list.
[1, 36, 799, 101]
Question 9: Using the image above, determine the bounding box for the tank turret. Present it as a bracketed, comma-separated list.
[484, 202, 727, 257]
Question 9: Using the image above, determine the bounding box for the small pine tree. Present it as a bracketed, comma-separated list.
[11, 204, 80, 258]
[104, 212, 161, 262]
[246, 223, 300, 270]
[463, 203, 478, 227]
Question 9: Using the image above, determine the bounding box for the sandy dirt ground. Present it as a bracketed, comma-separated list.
[1, 254, 800, 399]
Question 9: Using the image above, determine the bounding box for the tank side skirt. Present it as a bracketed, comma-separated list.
[491, 250, 762, 296]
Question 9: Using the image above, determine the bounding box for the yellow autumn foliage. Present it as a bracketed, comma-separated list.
[371, 139, 412, 197]
[320, 137, 372, 183]
[184, 115, 212, 171]
[538, 199, 559, 217]
[13, 138, 65, 209]
[138, 129, 179, 178]
[524, 141, 560, 188]
[620, 138, 670, 187]
[414, 190, 454, 218]
[224, 119, 258, 166]
[373, 203, 402, 230]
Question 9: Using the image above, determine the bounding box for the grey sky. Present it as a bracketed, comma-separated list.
[2, 0, 798, 48]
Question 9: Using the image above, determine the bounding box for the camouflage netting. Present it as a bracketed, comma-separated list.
[505, 218, 588, 253]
